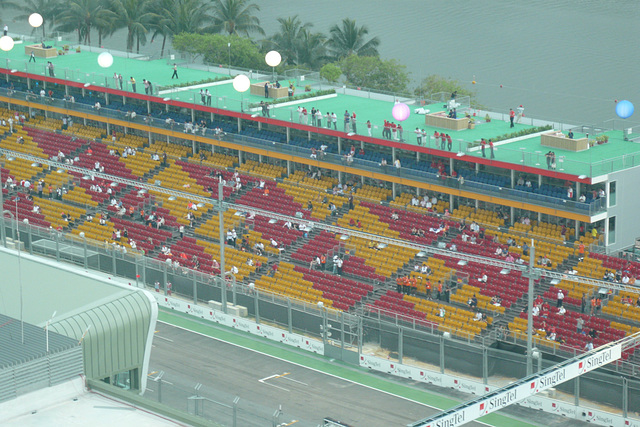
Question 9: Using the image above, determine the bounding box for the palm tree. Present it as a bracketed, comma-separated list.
[268, 15, 311, 65]
[111, 0, 160, 53]
[12, 0, 62, 39]
[296, 29, 328, 70]
[208, 0, 264, 37]
[328, 18, 380, 59]
[55, 0, 114, 45]
[150, 0, 212, 56]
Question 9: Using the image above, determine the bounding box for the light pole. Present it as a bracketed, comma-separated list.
[45, 310, 57, 353]
[0, 166, 4, 246]
[526, 239, 535, 375]
[15, 195, 24, 344]
[218, 177, 227, 313]
[227, 42, 231, 76]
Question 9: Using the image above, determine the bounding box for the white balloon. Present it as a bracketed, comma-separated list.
[29, 13, 44, 28]
[265, 50, 282, 67]
[0, 36, 14, 52]
[232, 74, 250, 93]
[97, 52, 114, 68]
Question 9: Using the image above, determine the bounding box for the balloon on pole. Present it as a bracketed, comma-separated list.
[232, 74, 250, 93]
[0, 36, 14, 52]
[29, 13, 43, 28]
[615, 100, 634, 119]
[97, 52, 114, 68]
[392, 103, 410, 122]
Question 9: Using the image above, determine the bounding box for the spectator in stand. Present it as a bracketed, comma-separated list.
[468, 294, 478, 309]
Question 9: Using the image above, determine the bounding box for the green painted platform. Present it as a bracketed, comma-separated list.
[3, 40, 640, 177]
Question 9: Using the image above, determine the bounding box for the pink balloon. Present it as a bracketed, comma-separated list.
[392, 103, 410, 122]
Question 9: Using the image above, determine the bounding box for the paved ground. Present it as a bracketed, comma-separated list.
[150, 310, 591, 427]
[149, 321, 463, 427]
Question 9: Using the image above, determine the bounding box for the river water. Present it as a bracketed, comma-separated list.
[3, 1, 639, 126]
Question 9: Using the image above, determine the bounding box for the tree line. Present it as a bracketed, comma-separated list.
[4, 0, 477, 102]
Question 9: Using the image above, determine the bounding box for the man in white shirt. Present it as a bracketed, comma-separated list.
[516, 105, 525, 123]
[557, 290, 565, 307]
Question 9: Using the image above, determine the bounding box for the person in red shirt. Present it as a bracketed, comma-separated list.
[489, 139, 495, 159]
[383, 120, 390, 139]
[446, 133, 452, 151]
[480, 138, 486, 158]
[397, 123, 403, 141]
[434, 131, 440, 148]
[509, 108, 515, 128]
[302, 107, 308, 124]
[390, 122, 397, 140]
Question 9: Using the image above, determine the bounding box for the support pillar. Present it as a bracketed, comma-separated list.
[450, 194, 454, 209]
[510, 207, 514, 225]
[439, 335, 445, 374]
[147, 100, 151, 114]
[510, 169, 515, 188]
[392, 182, 397, 199]
[258, 154, 263, 163]
[622, 377, 628, 418]
[286, 127, 290, 143]
[575, 220, 580, 240]
[338, 171, 342, 184]
[192, 140, 196, 155]
[398, 327, 403, 364]
[286, 160, 291, 176]
[482, 347, 488, 384]
[237, 117, 242, 133]
[238, 151, 243, 164]
[193, 275, 197, 304]
[287, 299, 293, 333]
[257, 121, 261, 131]
[538, 174, 542, 188]
[337, 137, 342, 154]
[392, 147, 396, 163]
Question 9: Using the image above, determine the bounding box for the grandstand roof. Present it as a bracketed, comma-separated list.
[0, 313, 77, 369]
[1, 40, 637, 179]
[0, 246, 157, 387]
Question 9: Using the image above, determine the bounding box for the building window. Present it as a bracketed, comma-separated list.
[608, 216, 616, 245]
[608, 181, 616, 206]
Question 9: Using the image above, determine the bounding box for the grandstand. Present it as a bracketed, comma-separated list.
[0, 38, 639, 427]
